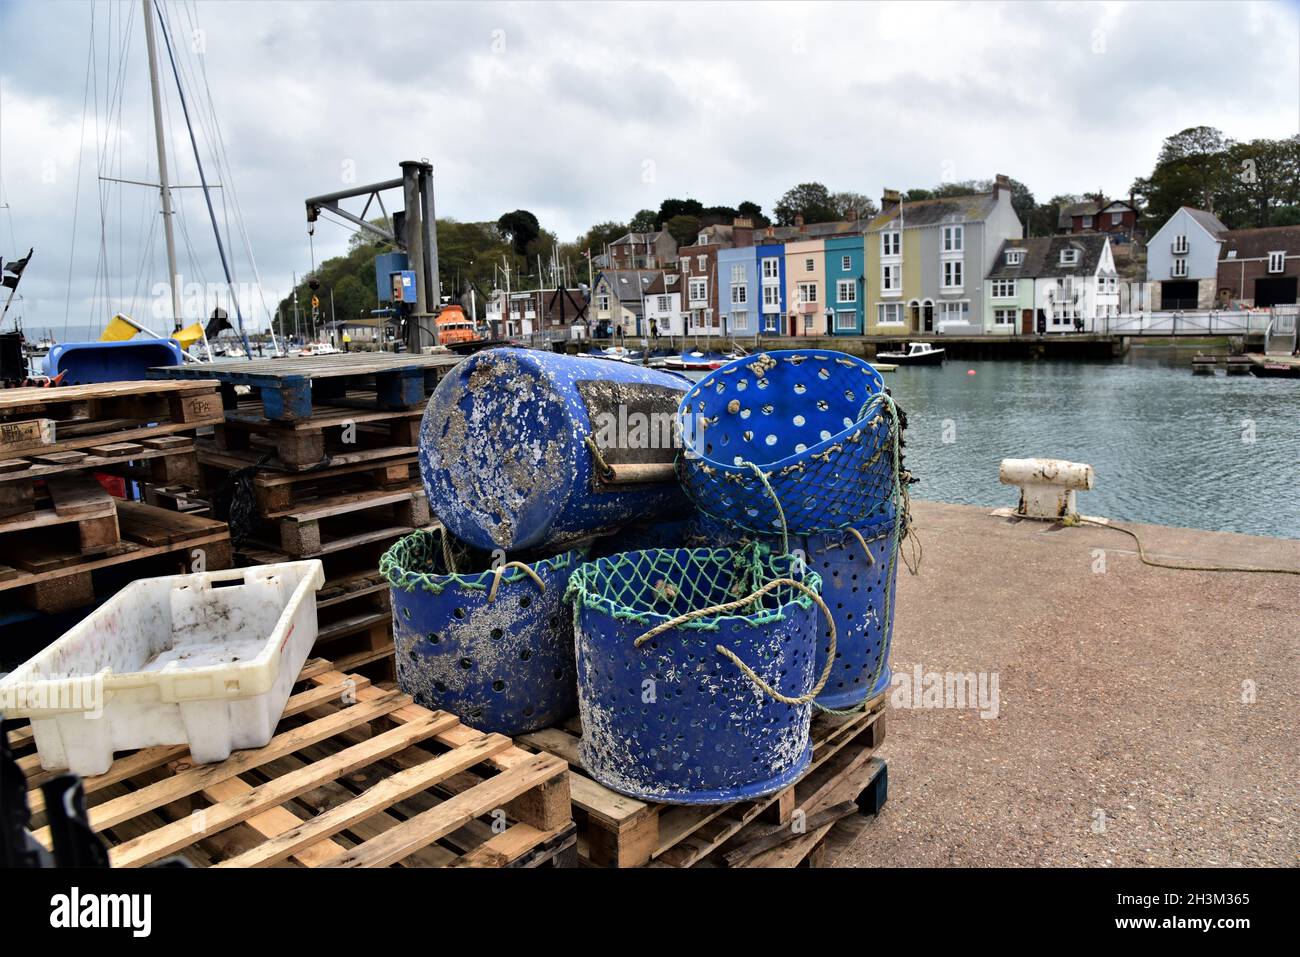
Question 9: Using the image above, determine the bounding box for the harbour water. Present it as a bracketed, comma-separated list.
[888, 345, 1299, 539]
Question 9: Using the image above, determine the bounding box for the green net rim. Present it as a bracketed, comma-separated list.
[380, 529, 578, 594]
[563, 542, 824, 633]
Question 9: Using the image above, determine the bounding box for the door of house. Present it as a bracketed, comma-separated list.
[1021, 309, 1034, 334]
[923, 303, 934, 332]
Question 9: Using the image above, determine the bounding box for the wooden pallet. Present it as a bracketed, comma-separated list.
[208, 404, 422, 470]
[255, 485, 428, 558]
[0, 437, 200, 506]
[10, 662, 575, 868]
[514, 697, 887, 868]
[0, 500, 231, 612]
[149, 353, 460, 421]
[0, 380, 223, 461]
[200, 448, 418, 516]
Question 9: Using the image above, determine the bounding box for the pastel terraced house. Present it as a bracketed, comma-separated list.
[784, 238, 826, 336]
[717, 245, 759, 337]
[824, 235, 866, 334]
[865, 175, 1023, 335]
[756, 242, 787, 335]
[984, 234, 1118, 333]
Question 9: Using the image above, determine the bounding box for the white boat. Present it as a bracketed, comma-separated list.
[875, 341, 945, 366]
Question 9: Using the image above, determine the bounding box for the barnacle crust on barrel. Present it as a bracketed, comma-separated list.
[423, 352, 573, 550]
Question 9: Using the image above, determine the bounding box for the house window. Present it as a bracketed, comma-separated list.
[942, 260, 963, 289]
[994, 308, 1016, 326]
[805, 258, 815, 272]
[732, 310, 748, 332]
[803, 312, 814, 331]
[731, 283, 747, 305]
[877, 303, 904, 325]
[1081, 215, 1093, 228]
[841, 255, 852, 271]
[1111, 212, 1123, 225]
[730, 264, 746, 284]
[939, 301, 969, 323]
[697, 255, 707, 271]
[835, 310, 857, 331]
[1268, 251, 1285, 273]
[689, 279, 708, 303]
[1060, 249, 1079, 266]
[881, 264, 900, 293]
[942, 225, 963, 252]
[837, 280, 857, 303]
[764, 314, 777, 332]
[990, 279, 1016, 298]
[797, 282, 818, 304]
[697, 233, 708, 245]
[680, 258, 689, 274]
[1006, 249, 1023, 266]
[597, 294, 610, 312]
[763, 285, 781, 308]
[1173, 234, 1188, 254]
[657, 296, 669, 311]
[762, 258, 780, 280]
[881, 232, 900, 257]
[1172, 258, 1188, 278]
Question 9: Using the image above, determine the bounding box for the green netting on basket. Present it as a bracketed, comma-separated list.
[564, 541, 822, 633]
[380, 527, 577, 595]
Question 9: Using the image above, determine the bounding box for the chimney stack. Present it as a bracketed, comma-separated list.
[732, 217, 754, 248]
[881, 189, 901, 213]
[994, 173, 1011, 198]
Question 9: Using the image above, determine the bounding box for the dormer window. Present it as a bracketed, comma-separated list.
[1006, 250, 1024, 266]
[697, 233, 708, 245]
[1060, 248, 1079, 266]
[1268, 251, 1286, 274]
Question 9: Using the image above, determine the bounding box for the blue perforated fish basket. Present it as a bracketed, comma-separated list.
[420, 347, 692, 552]
[566, 544, 824, 804]
[677, 350, 895, 537]
[795, 514, 901, 710]
[381, 529, 582, 735]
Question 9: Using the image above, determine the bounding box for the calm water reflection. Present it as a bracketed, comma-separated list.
[888, 345, 1299, 538]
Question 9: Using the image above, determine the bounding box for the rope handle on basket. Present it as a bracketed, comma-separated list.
[742, 460, 789, 556]
[487, 561, 546, 603]
[583, 435, 614, 481]
[844, 527, 876, 567]
[631, 577, 837, 707]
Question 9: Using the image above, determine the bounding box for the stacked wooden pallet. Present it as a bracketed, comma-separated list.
[515, 696, 888, 868]
[149, 354, 462, 674]
[8, 659, 576, 868]
[0, 380, 231, 614]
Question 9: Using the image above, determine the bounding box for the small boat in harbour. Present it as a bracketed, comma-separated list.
[876, 341, 945, 366]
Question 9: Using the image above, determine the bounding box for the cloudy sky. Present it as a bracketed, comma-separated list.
[0, 0, 1296, 334]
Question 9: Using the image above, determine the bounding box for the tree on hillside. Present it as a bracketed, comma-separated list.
[1131, 126, 1232, 227]
[830, 191, 879, 221]
[773, 183, 837, 225]
[578, 221, 630, 257]
[629, 209, 659, 232]
[496, 209, 541, 256]
[664, 214, 702, 247]
[737, 200, 769, 227]
[658, 198, 704, 222]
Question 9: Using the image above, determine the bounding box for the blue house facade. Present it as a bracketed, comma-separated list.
[824, 235, 865, 334]
[717, 246, 759, 337]
[756, 242, 786, 336]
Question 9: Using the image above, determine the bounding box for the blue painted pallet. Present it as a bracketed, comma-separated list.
[148, 353, 462, 421]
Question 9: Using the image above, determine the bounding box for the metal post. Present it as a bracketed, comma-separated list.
[400, 161, 427, 352]
[418, 162, 441, 347]
[142, 0, 182, 328]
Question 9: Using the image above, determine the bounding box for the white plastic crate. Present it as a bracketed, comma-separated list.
[0, 560, 325, 775]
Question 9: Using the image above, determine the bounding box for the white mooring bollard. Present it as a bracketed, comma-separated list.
[998, 458, 1095, 521]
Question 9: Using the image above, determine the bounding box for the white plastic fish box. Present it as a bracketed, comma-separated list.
[0, 561, 325, 775]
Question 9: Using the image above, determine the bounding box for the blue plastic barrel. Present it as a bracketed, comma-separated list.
[566, 544, 824, 804]
[794, 514, 901, 710]
[420, 348, 692, 552]
[381, 530, 583, 735]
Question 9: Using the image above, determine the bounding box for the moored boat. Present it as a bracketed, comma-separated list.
[876, 341, 945, 366]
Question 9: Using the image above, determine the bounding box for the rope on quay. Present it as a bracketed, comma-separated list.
[1071, 516, 1300, 576]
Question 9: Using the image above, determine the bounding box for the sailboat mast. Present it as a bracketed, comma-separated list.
[142, 0, 182, 330]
